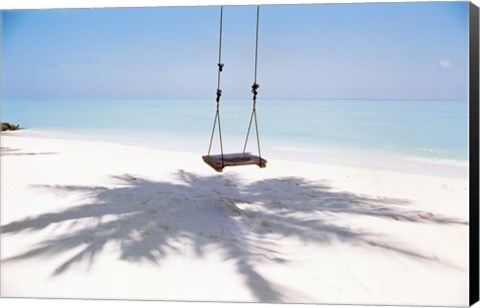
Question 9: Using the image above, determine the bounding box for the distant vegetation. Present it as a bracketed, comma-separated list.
[1, 122, 21, 131]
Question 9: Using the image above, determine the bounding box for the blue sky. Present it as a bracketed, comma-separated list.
[1, 2, 470, 100]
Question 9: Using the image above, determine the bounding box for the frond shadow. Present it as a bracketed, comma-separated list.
[1, 170, 467, 302]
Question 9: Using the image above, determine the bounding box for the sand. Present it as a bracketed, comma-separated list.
[0, 132, 469, 305]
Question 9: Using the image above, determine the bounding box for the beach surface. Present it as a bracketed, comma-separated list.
[0, 132, 469, 305]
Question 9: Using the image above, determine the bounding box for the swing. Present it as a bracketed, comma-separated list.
[202, 6, 267, 173]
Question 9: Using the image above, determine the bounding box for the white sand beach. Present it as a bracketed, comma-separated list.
[0, 132, 469, 305]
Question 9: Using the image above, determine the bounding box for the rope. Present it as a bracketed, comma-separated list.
[216, 6, 224, 97]
[253, 5, 260, 85]
[207, 6, 225, 167]
[243, 6, 262, 163]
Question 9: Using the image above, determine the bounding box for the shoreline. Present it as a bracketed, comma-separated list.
[1, 129, 469, 179]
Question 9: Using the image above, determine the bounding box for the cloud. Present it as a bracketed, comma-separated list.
[439, 60, 453, 68]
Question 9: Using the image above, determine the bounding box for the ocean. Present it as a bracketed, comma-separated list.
[1, 99, 469, 164]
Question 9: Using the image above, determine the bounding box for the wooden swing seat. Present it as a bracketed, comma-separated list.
[202, 152, 267, 172]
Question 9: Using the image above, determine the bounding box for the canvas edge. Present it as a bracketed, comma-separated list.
[469, 1, 480, 307]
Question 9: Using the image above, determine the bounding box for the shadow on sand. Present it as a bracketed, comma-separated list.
[0, 147, 58, 156]
[1, 170, 467, 302]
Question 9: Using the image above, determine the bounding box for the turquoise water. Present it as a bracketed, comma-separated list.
[1, 99, 468, 161]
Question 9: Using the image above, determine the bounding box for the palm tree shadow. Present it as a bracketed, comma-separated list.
[1, 170, 467, 302]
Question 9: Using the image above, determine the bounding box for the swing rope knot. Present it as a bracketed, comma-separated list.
[218, 63, 224, 72]
[251, 83, 259, 99]
[216, 89, 222, 103]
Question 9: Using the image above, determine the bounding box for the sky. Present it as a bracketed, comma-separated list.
[0, 1, 470, 100]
